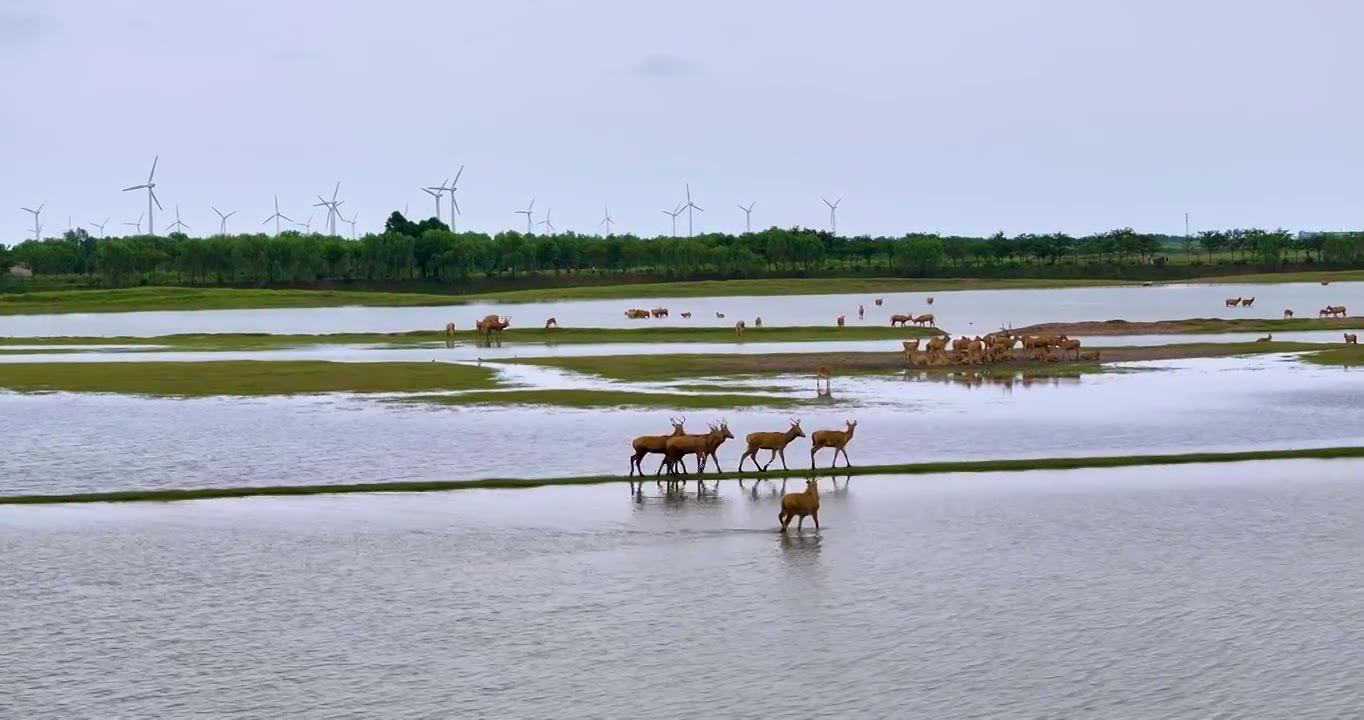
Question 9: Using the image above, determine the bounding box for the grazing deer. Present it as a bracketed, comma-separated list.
[1225, 297, 1242, 307]
[629, 417, 687, 477]
[739, 419, 806, 472]
[735, 320, 747, 336]
[680, 311, 692, 319]
[625, 308, 650, 319]
[874, 297, 884, 307]
[836, 315, 845, 327]
[754, 316, 763, 328]
[1241, 296, 1256, 308]
[444, 322, 457, 337]
[778, 478, 820, 532]
[815, 365, 832, 397]
[1283, 309, 1294, 319]
[545, 317, 558, 329]
[858, 304, 865, 320]
[651, 307, 669, 318]
[926, 296, 934, 305]
[810, 420, 857, 469]
[912, 313, 936, 327]
[889, 313, 912, 327]
[1255, 333, 1272, 343]
[1346, 333, 1358, 345]
[716, 311, 726, 319]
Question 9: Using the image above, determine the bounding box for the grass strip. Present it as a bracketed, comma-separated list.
[396, 389, 816, 409]
[5, 446, 1364, 506]
[0, 360, 498, 396]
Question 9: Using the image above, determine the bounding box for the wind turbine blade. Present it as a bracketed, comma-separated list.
[451, 197, 461, 214]
[836, 198, 842, 207]
[598, 218, 608, 227]
[528, 198, 535, 211]
[686, 183, 692, 202]
[148, 155, 158, 183]
[332, 181, 340, 202]
[21, 207, 33, 213]
[262, 216, 272, 225]
[823, 199, 833, 209]
[314, 201, 327, 208]
[694, 205, 704, 212]
[452, 165, 464, 185]
[226, 211, 237, 218]
[280, 214, 293, 222]
[151, 190, 163, 211]
[123, 184, 146, 192]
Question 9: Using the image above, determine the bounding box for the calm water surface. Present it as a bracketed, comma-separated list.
[4, 461, 1362, 719]
[2, 280, 1360, 337]
[5, 355, 1364, 496]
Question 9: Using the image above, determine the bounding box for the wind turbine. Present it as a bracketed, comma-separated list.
[422, 179, 446, 222]
[537, 208, 556, 234]
[262, 195, 292, 235]
[343, 211, 359, 239]
[515, 198, 535, 234]
[123, 212, 145, 234]
[314, 181, 343, 235]
[165, 206, 191, 234]
[90, 217, 110, 238]
[823, 197, 841, 235]
[122, 155, 162, 235]
[20, 202, 45, 241]
[295, 213, 315, 234]
[212, 206, 237, 235]
[598, 204, 614, 236]
[444, 165, 464, 230]
[737, 201, 756, 233]
[681, 183, 703, 236]
[661, 204, 683, 236]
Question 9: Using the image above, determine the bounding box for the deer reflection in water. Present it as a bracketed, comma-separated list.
[903, 369, 1083, 393]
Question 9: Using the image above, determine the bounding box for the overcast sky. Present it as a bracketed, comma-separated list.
[3, 0, 1362, 243]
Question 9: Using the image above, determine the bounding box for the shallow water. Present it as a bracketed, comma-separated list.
[4, 461, 1363, 718]
[2, 280, 1359, 337]
[6, 355, 1364, 497]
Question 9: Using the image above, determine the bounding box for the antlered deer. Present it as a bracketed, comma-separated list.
[810, 420, 857, 469]
[739, 419, 806, 472]
[912, 313, 936, 327]
[778, 479, 821, 532]
[661, 422, 725, 476]
[629, 417, 687, 477]
[890, 314, 912, 327]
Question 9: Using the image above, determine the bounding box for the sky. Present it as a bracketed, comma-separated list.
[3, 0, 1363, 244]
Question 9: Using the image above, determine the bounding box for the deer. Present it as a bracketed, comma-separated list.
[912, 313, 936, 327]
[902, 339, 921, 353]
[810, 420, 857, 469]
[1058, 338, 1082, 360]
[778, 478, 820, 532]
[1241, 296, 1256, 308]
[889, 313, 912, 327]
[735, 320, 747, 336]
[444, 322, 457, 337]
[661, 422, 728, 477]
[1346, 333, 1358, 345]
[815, 365, 832, 397]
[836, 315, 846, 327]
[874, 297, 884, 307]
[858, 304, 865, 320]
[651, 307, 669, 318]
[1078, 350, 1101, 361]
[698, 419, 736, 473]
[629, 417, 687, 477]
[680, 311, 692, 319]
[926, 296, 934, 305]
[754, 316, 763, 328]
[544, 317, 558, 329]
[1225, 297, 1242, 307]
[739, 419, 805, 472]
[1283, 309, 1294, 319]
[1322, 280, 1331, 286]
[716, 311, 726, 319]
[625, 308, 650, 319]
[475, 315, 511, 337]
[1255, 333, 1272, 343]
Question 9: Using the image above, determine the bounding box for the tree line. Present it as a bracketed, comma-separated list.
[4, 211, 1363, 290]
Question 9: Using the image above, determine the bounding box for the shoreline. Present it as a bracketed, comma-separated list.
[1013, 317, 1364, 336]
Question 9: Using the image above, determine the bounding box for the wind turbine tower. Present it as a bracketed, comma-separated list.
[124, 212, 145, 234]
[212, 207, 237, 235]
[737, 201, 756, 233]
[343, 211, 359, 239]
[661, 204, 683, 236]
[296, 214, 315, 234]
[682, 183, 704, 237]
[599, 204, 615, 236]
[263, 195, 292, 235]
[444, 165, 464, 231]
[823, 197, 841, 235]
[20, 202, 45, 241]
[314, 182, 343, 235]
[90, 217, 110, 237]
[165, 206, 191, 235]
[537, 208, 556, 234]
[122, 156, 162, 236]
[515, 198, 535, 234]
[422, 179, 446, 222]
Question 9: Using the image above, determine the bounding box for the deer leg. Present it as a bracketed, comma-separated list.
[778, 449, 790, 471]
[811, 447, 819, 470]
[796, 514, 804, 530]
[812, 509, 820, 530]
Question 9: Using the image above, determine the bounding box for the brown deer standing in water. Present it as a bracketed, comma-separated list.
[811, 420, 858, 469]
[836, 315, 846, 328]
[815, 365, 832, 397]
[628, 417, 687, 477]
[739, 419, 806, 472]
[444, 322, 457, 337]
[778, 478, 821, 532]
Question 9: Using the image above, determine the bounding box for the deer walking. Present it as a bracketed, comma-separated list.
[629, 417, 687, 478]
[778, 478, 820, 532]
[811, 420, 857, 469]
[739, 419, 805, 472]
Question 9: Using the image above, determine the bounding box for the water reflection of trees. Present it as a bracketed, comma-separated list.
[901, 370, 1083, 393]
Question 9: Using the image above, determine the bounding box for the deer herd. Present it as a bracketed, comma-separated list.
[628, 416, 858, 482]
